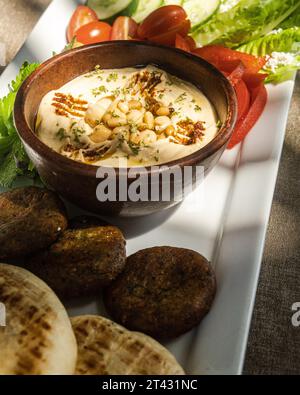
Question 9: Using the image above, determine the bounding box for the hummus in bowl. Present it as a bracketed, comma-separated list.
[14, 41, 236, 216]
[36, 65, 218, 167]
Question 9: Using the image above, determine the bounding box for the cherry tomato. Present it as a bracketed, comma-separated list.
[175, 34, 191, 52]
[227, 83, 267, 149]
[193, 45, 266, 75]
[137, 5, 190, 46]
[111, 16, 138, 40]
[67, 5, 98, 43]
[76, 21, 112, 45]
[148, 19, 190, 46]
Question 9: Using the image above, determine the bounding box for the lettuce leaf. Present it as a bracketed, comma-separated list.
[0, 61, 40, 187]
[264, 53, 300, 83]
[191, 0, 300, 48]
[238, 27, 300, 55]
[279, 6, 300, 28]
[238, 27, 300, 83]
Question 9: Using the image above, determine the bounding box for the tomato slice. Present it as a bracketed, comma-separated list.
[193, 45, 266, 75]
[226, 61, 245, 86]
[76, 21, 112, 45]
[235, 79, 250, 121]
[111, 16, 138, 40]
[243, 73, 268, 89]
[137, 5, 190, 45]
[227, 83, 267, 149]
[147, 19, 191, 46]
[175, 34, 191, 52]
[185, 36, 196, 51]
[67, 5, 98, 43]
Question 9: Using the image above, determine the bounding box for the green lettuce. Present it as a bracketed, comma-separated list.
[238, 27, 300, 83]
[264, 53, 300, 83]
[279, 7, 300, 28]
[238, 27, 300, 55]
[191, 0, 300, 48]
[0, 62, 40, 187]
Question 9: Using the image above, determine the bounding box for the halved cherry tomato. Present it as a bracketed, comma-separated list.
[111, 16, 138, 40]
[193, 45, 266, 75]
[67, 5, 98, 43]
[137, 5, 190, 46]
[76, 21, 112, 45]
[148, 19, 191, 46]
[175, 34, 191, 52]
[227, 83, 267, 149]
[235, 79, 250, 121]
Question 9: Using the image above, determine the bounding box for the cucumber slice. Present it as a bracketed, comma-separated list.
[131, 0, 164, 23]
[87, 0, 136, 20]
[182, 0, 220, 28]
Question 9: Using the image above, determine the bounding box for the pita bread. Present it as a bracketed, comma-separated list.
[71, 315, 185, 375]
[0, 264, 77, 375]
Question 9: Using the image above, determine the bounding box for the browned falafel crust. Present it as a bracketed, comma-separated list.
[26, 225, 126, 298]
[0, 186, 67, 260]
[104, 246, 216, 339]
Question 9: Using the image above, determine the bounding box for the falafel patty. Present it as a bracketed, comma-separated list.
[26, 220, 126, 298]
[0, 186, 67, 260]
[104, 246, 216, 339]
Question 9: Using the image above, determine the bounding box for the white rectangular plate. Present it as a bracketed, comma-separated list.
[0, 0, 295, 375]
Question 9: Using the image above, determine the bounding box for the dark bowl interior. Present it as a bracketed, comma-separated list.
[14, 41, 237, 216]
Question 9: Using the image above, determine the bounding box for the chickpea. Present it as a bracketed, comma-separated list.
[84, 97, 112, 127]
[129, 100, 142, 110]
[155, 116, 171, 132]
[138, 123, 148, 131]
[139, 130, 157, 145]
[89, 125, 111, 143]
[144, 111, 154, 129]
[103, 113, 112, 124]
[156, 106, 170, 116]
[111, 125, 130, 140]
[118, 101, 129, 114]
[107, 116, 127, 128]
[127, 110, 143, 124]
[130, 131, 141, 144]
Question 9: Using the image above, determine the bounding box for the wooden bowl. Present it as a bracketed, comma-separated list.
[14, 41, 237, 217]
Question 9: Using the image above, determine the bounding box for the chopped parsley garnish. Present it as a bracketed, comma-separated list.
[85, 65, 104, 79]
[91, 85, 107, 97]
[194, 104, 202, 112]
[112, 88, 121, 97]
[175, 92, 187, 103]
[128, 142, 140, 156]
[72, 127, 85, 143]
[56, 128, 67, 141]
[216, 120, 222, 128]
[106, 72, 118, 83]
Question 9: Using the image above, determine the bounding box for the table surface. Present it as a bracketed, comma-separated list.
[1, 0, 299, 375]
